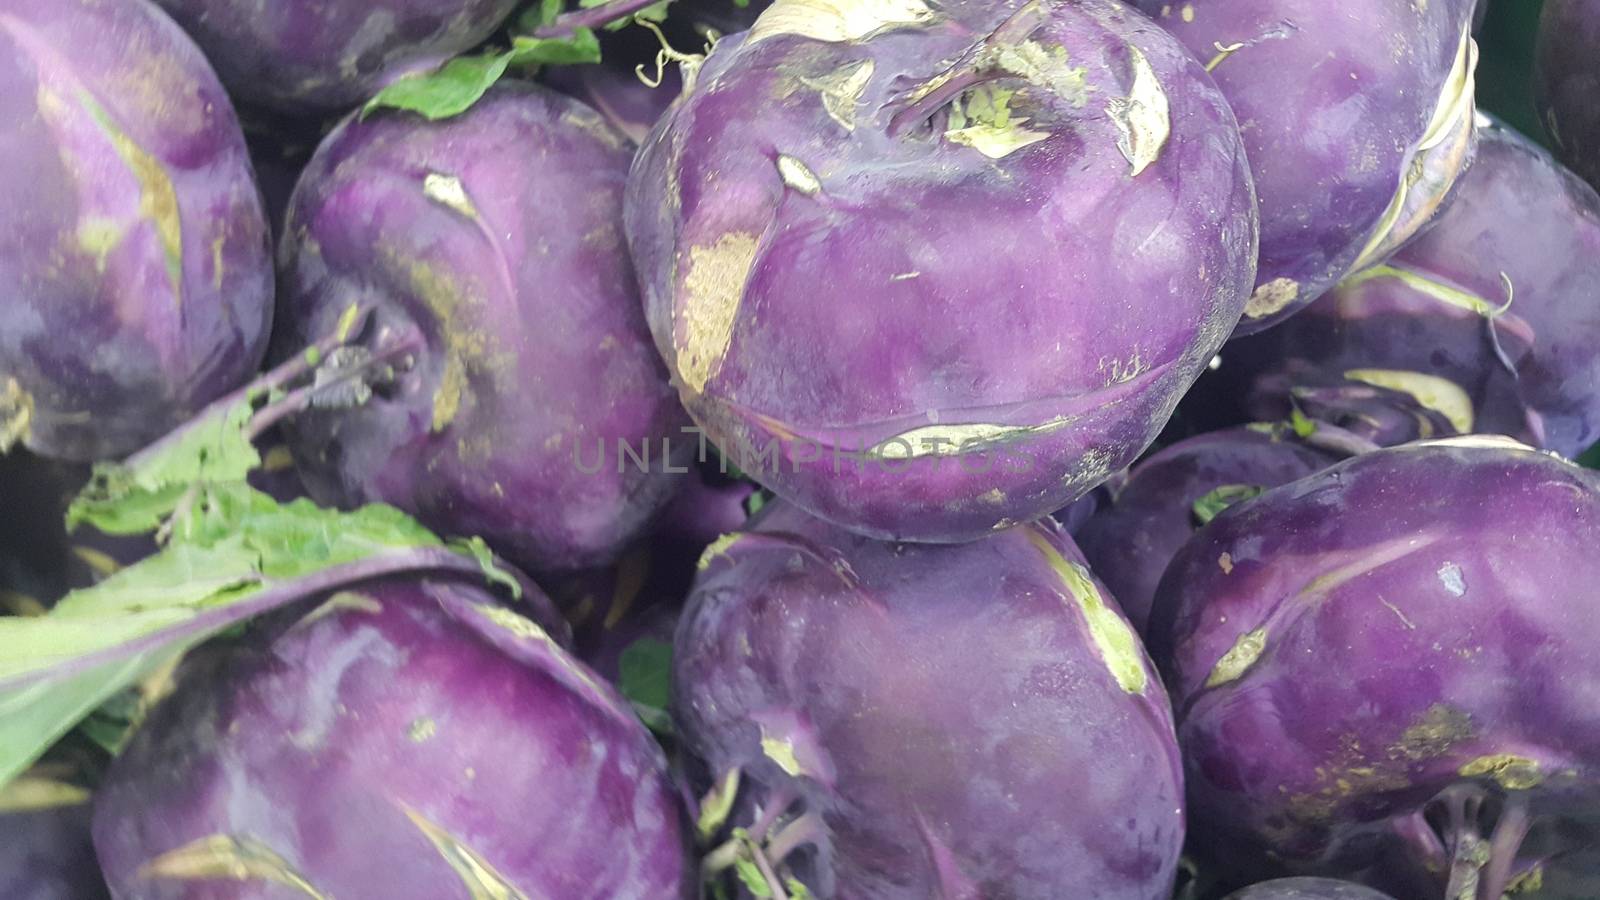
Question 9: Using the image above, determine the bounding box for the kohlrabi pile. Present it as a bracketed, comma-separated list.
[0, 1, 1596, 898]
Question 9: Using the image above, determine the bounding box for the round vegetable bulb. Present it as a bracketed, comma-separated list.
[278, 83, 690, 575]
[1134, 0, 1479, 334]
[1151, 437, 1600, 899]
[675, 501, 1184, 898]
[150, 0, 520, 113]
[626, 0, 1259, 543]
[1076, 426, 1338, 635]
[1225, 879, 1395, 900]
[1536, 0, 1600, 192]
[1222, 118, 1600, 459]
[93, 578, 693, 899]
[0, 0, 274, 462]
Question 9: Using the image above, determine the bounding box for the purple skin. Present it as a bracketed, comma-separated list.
[278, 82, 689, 575]
[150, 0, 520, 113]
[1075, 426, 1338, 635]
[1134, 0, 1479, 334]
[627, 0, 1258, 542]
[1224, 879, 1394, 900]
[1150, 437, 1600, 898]
[1224, 119, 1600, 459]
[0, 801, 108, 900]
[93, 578, 692, 899]
[675, 501, 1184, 898]
[0, 0, 274, 463]
[1536, 0, 1600, 193]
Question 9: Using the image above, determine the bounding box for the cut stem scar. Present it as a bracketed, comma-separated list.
[121, 306, 375, 472]
[885, 1, 1049, 138]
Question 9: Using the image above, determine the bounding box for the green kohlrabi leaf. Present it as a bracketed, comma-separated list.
[1191, 484, 1267, 526]
[363, 53, 518, 121]
[1288, 406, 1318, 439]
[509, 30, 603, 65]
[734, 856, 773, 898]
[618, 637, 674, 734]
[67, 400, 259, 535]
[0, 483, 500, 789]
[579, 0, 672, 31]
[360, 28, 604, 121]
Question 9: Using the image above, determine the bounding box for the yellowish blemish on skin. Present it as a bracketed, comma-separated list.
[1343, 369, 1475, 433]
[76, 217, 124, 272]
[1105, 45, 1170, 177]
[678, 233, 760, 393]
[1181, 4, 1195, 22]
[748, 0, 936, 46]
[1024, 528, 1148, 694]
[1244, 278, 1301, 319]
[409, 718, 437, 743]
[1218, 552, 1234, 574]
[1459, 754, 1543, 790]
[139, 835, 330, 899]
[211, 234, 226, 291]
[397, 256, 492, 433]
[1389, 704, 1474, 760]
[698, 533, 745, 570]
[1205, 627, 1267, 687]
[400, 805, 529, 900]
[60, 86, 185, 304]
[423, 173, 481, 221]
[776, 154, 823, 194]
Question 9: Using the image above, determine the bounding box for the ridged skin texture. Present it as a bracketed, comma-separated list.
[1224, 878, 1394, 900]
[93, 579, 693, 899]
[1151, 438, 1600, 892]
[1076, 427, 1336, 634]
[627, 0, 1258, 542]
[675, 501, 1184, 899]
[278, 83, 689, 575]
[0, 0, 273, 462]
[1536, 0, 1600, 192]
[1224, 120, 1600, 459]
[151, 0, 520, 113]
[1135, 0, 1479, 333]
